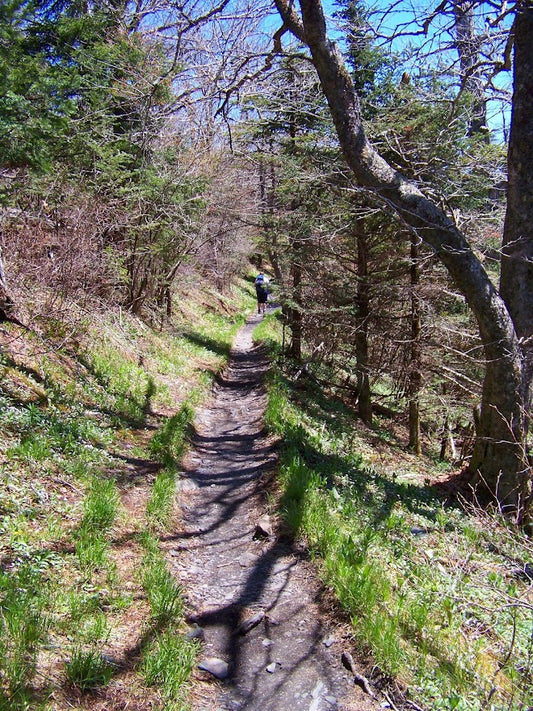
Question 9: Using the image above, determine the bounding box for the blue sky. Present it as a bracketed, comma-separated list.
[318, 0, 512, 141]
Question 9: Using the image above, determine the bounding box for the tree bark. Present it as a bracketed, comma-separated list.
[0, 246, 14, 319]
[453, 1, 488, 137]
[500, 3, 533, 440]
[288, 242, 303, 361]
[408, 234, 422, 455]
[355, 221, 372, 425]
[258, 147, 285, 287]
[273, 0, 531, 514]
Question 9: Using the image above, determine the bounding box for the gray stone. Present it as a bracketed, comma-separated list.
[311, 681, 325, 698]
[198, 657, 229, 679]
[254, 514, 273, 538]
[185, 624, 205, 641]
[238, 552, 259, 567]
[237, 610, 264, 635]
[410, 526, 428, 536]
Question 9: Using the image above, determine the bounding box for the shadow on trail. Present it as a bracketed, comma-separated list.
[213, 345, 269, 388]
[178, 468, 340, 707]
[187, 540, 339, 709]
[172, 317, 348, 710]
[169, 431, 276, 541]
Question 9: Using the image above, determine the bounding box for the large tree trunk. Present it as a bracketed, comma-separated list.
[500, 4, 533, 440]
[462, 4, 532, 514]
[273, 0, 531, 515]
[469, 3, 533, 514]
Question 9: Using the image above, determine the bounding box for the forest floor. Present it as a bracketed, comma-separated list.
[167, 313, 384, 711]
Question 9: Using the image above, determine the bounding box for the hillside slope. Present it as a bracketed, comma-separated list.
[0, 281, 253, 709]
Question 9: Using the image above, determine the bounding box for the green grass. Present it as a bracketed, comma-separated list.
[150, 402, 195, 467]
[73, 476, 119, 576]
[79, 329, 156, 426]
[147, 400, 196, 528]
[142, 547, 185, 626]
[0, 284, 253, 708]
[0, 564, 50, 708]
[146, 470, 178, 529]
[139, 531, 199, 706]
[142, 631, 199, 708]
[64, 647, 114, 691]
[81, 476, 119, 532]
[74, 529, 109, 574]
[261, 359, 533, 711]
[252, 309, 281, 350]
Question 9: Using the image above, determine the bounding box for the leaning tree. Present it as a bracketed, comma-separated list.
[271, 0, 532, 519]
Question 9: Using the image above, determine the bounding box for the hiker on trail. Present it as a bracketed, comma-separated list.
[254, 272, 268, 315]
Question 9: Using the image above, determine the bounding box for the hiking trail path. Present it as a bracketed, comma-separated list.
[166, 314, 386, 711]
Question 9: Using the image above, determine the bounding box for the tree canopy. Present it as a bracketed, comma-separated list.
[0, 0, 531, 519]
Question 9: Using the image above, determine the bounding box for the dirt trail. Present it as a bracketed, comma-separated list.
[168, 315, 382, 711]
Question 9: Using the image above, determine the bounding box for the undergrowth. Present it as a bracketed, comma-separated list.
[139, 530, 199, 708]
[256, 315, 533, 711]
[0, 283, 252, 709]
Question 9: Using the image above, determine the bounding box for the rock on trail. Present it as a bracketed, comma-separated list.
[167, 314, 381, 711]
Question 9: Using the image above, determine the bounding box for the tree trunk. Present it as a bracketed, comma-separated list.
[273, 0, 531, 515]
[355, 222, 372, 425]
[408, 234, 422, 455]
[453, 1, 488, 137]
[0, 246, 14, 319]
[500, 3, 533, 441]
[469, 3, 533, 514]
[288, 245, 303, 361]
[261, 152, 284, 285]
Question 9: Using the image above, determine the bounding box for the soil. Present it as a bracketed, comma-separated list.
[166, 314, 385, 711]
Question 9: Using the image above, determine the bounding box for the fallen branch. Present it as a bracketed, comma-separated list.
[383, 690, 400, 711]
[293, 342, 324, 381]
[341, 651, 374, 696]
[236, 611, 265, 635]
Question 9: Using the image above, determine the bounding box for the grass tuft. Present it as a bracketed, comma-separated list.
[81, 477, 119, 533]
[142, 631, 198, 707]
[139, 530, 198, 707]
[150, 402, 194, 468]
[65, 647, 114, 691]
[142, 555, 184, 626]
[0, 564, 50, 706]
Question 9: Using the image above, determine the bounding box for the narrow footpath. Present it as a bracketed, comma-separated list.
[167, 314, 382, 711]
